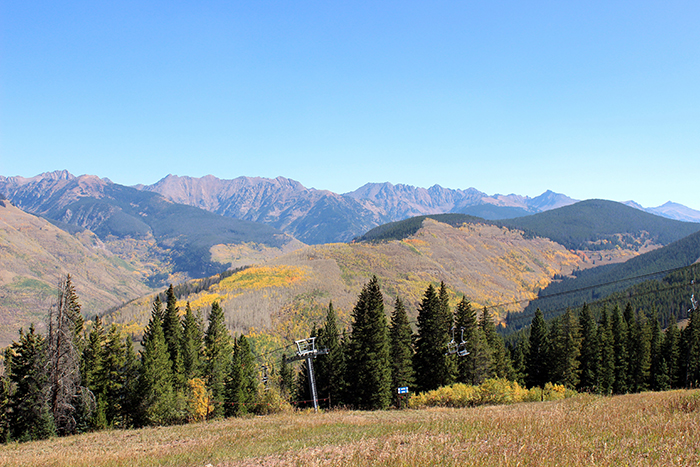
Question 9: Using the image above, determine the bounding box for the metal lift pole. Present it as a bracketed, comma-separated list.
[285, 337, 328, 412]
[306, 355, 319, 412]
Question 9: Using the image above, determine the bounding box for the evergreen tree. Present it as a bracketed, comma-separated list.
[662, 315, 681, 389]
[345, 276, 391, 410]
[82, 316, 105, 391]
[578, 303, 599, 391]
[315, 302, 347, 407]
[279, 353, 294, 400]
[481, 307, 512, 379]
[471, 329, 494, 385]
[121, 336, 140, 427]
[82, 316, 106, 429]
[454, 297, 479, 384]
[0, 367, 9, 443]
[525, 308, 549, 388]
[144, 297, 164, 343]
[597, 306, 615, 394]
[204, 301, 232, 417]
[648, 308, 664, 391]
[98, 324, 127, 427]
[225, 335, 258, 416]
[628, 310, 651, 392]
[181, 302, 204, 381]
[139, 311, 177, 426]
[5, 325, 55, 441]
[683, 302, 700, 387]
[162, 285, 184, 388]
[413, 283, 453, 392]
[549, 309, 581, 389]
[611, 305, 629, 394]
[388, 297, 414, 405]
[509, 342, 527, 386]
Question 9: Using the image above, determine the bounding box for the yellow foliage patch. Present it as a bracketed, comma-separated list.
[215, 265, 308, 292]
[187, 378, 214, 422]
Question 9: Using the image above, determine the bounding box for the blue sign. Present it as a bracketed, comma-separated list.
[397, 386, 409, 394]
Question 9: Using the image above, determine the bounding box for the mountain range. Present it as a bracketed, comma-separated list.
[137, 174, 700, 241]
[0, 171, 301, 282]
[2, 170, 700, 348]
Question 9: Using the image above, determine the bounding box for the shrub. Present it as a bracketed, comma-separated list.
[408, 378, 576, 409]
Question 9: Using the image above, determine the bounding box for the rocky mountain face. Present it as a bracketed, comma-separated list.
[136, 174, 383, 244]
[0, 172, 300, 281]
[4, 172, 699, 249]
[138, 175, 581, 242]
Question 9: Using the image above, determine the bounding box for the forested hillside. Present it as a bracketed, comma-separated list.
[497, 199, 700, 250]
[106, 218, 581, 342]
[509, 230, 700, 330]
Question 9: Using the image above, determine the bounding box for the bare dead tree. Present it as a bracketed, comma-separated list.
[47, 274, 92, 435]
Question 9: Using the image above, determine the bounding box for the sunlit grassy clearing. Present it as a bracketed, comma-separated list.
[1, 390, 698, 467]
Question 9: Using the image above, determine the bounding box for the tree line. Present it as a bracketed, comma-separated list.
[0, 275, 264, 442]
[2, 274, 699, 443]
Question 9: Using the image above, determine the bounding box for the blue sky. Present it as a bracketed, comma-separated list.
[2, 1, 699, 209]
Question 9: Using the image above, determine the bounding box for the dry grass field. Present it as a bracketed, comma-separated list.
[1, 390, 698, 467]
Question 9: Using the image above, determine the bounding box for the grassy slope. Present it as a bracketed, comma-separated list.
[1, 390, 698, 467]
[0, 201, 154, 346]
[107, 218, 581, 355]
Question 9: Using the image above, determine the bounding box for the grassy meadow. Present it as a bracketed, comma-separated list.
[1, 390, 698, 467]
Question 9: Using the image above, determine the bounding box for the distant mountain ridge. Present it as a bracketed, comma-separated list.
[0, 172, 300, 282]
[136, 174, 382, 244]
[137, 175, 583, 241]
[3, 172, 699, 247]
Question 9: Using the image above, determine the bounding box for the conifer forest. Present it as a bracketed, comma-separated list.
[1, 272, 700, 444]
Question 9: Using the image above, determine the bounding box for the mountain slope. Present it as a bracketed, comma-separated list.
[106, 218, 582, 346]
[137, 174, 383, 244]
[140, 176, 583, 243]
[0, 199, 154, 346]
[0, 172, 301, 282]
[507, 228, 700, 330]
[497, 199, 700, 251]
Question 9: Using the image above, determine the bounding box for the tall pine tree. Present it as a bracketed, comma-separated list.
[413, 283, 453, 392]
[481, 307, 512, 379]
[611, 305, 629, 394]
[204, 301, 232, 418]
[345, 276, 391, 410]
[578, 303, 599, 391]
[225, 335, 258, 416]
[454, 297, 479, 384]
[597, 306, 615, 394]
[139, 302, 177, 426]
[181, 302, 204, 381]
[47, 274, 89, 436]
[5, 325, 55, 441]
[389, 297, 414, 404]
[315, 302, 347, 407]
[525, 308, 549, 388]
[162, 285, 184, 388]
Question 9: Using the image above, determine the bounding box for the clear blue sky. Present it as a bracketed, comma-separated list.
[2, 1, 699, 209]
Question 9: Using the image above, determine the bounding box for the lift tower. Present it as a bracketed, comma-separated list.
[285, 337, 328, 412]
